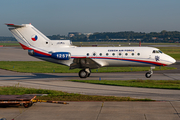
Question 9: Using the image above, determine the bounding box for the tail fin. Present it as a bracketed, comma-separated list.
[6, 23, 50, 50]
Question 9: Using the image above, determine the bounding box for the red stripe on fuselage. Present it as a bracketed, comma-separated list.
[71, 56, 87, 59]
[34, 50, 51, 56]
[96, 57, 167, 66]
[18, 43, 167, 66]
[18, 43, 51, 56]
[118, 58, 167, 66]
[71, 56, 167, 66]
[19, 43, 32, 50]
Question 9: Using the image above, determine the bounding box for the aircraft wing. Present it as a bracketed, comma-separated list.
[70, 58, 101, 69]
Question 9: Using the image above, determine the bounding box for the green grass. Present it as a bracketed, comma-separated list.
[0, 42, 20, 46]
[0, 61, 176, 73]
[71, 80, 180, 90]
[0, 86, 152, 101]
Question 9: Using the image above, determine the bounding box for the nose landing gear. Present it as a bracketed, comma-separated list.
[145, 67, 155, 78]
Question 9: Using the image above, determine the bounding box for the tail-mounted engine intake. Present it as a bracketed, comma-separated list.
[51, 52, 71, 60]
[28, 50, 35, 56]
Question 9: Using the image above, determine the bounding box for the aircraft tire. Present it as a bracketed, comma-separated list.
[145, 72, 151, 78]
[87, 69, 91, 77]
[79, 70, 88, 78]
[87, 73, 91, 77]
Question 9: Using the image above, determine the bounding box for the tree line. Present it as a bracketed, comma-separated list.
[0, 36, 16, 41]
[67, 30, 180, 42]
[88, 30, 180, 43]
[1, 30, 180, 43]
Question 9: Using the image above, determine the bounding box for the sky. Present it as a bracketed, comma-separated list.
[1, 0, 180, 36]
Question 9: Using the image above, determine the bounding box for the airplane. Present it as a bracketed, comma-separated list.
[6, 23, 176, 78]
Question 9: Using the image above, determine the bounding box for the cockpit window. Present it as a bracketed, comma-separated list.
[152, 50, 163, 54]
[158, 50, 163, 53]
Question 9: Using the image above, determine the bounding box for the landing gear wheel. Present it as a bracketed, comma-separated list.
[79, 70, 88, 78]
[87, 73, 91, 77]
[87, 69, 91, 77]
[145, 72, 151, 78]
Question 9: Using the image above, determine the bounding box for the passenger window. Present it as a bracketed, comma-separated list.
[99, 53, 102, 56]
[137, 53, 140, 56]
[125, 53, 128, 56]
[132, 53, 134, 56]
[93, 53, 96, 56]
[119, 53, 121, 56]
[106, 53, 109, 56]
[87, 53, 89, 56]
[112, 53, 115, 56]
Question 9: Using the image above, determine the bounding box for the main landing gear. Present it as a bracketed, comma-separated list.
[145, 67, 155, 78]
[79, 68, 91, 78]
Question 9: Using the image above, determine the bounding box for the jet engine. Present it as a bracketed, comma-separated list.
[28, 50, 35, 56]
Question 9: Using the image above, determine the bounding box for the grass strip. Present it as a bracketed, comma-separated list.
[0, 61, 176, 73]
[71, 80, 180, 90]
[0, 86, 152, 101]
[0, 42, 20, 46]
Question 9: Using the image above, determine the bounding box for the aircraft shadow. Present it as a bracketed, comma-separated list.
[0, 73, 78, 81]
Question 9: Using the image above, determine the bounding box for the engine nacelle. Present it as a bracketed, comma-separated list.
[51, 52, 71, 60]
[28, 50, 35, 56]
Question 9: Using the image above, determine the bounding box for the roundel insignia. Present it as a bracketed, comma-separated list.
[31, 35, 38, 41]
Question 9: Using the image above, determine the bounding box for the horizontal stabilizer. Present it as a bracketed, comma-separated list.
[5, 23, 25, 28]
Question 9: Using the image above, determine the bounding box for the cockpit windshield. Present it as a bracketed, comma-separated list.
[158, 50, 163, 53]
[152, 50, 163, 53]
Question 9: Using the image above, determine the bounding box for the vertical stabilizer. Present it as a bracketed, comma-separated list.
[6, 24, 50, 50]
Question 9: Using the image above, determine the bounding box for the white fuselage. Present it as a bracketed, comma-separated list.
[33, 45, 176, 67]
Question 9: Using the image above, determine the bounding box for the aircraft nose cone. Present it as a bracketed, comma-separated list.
[171, 57, 176, 64]
[168, 56, 176, 65]
[163, 54, 176, 65]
